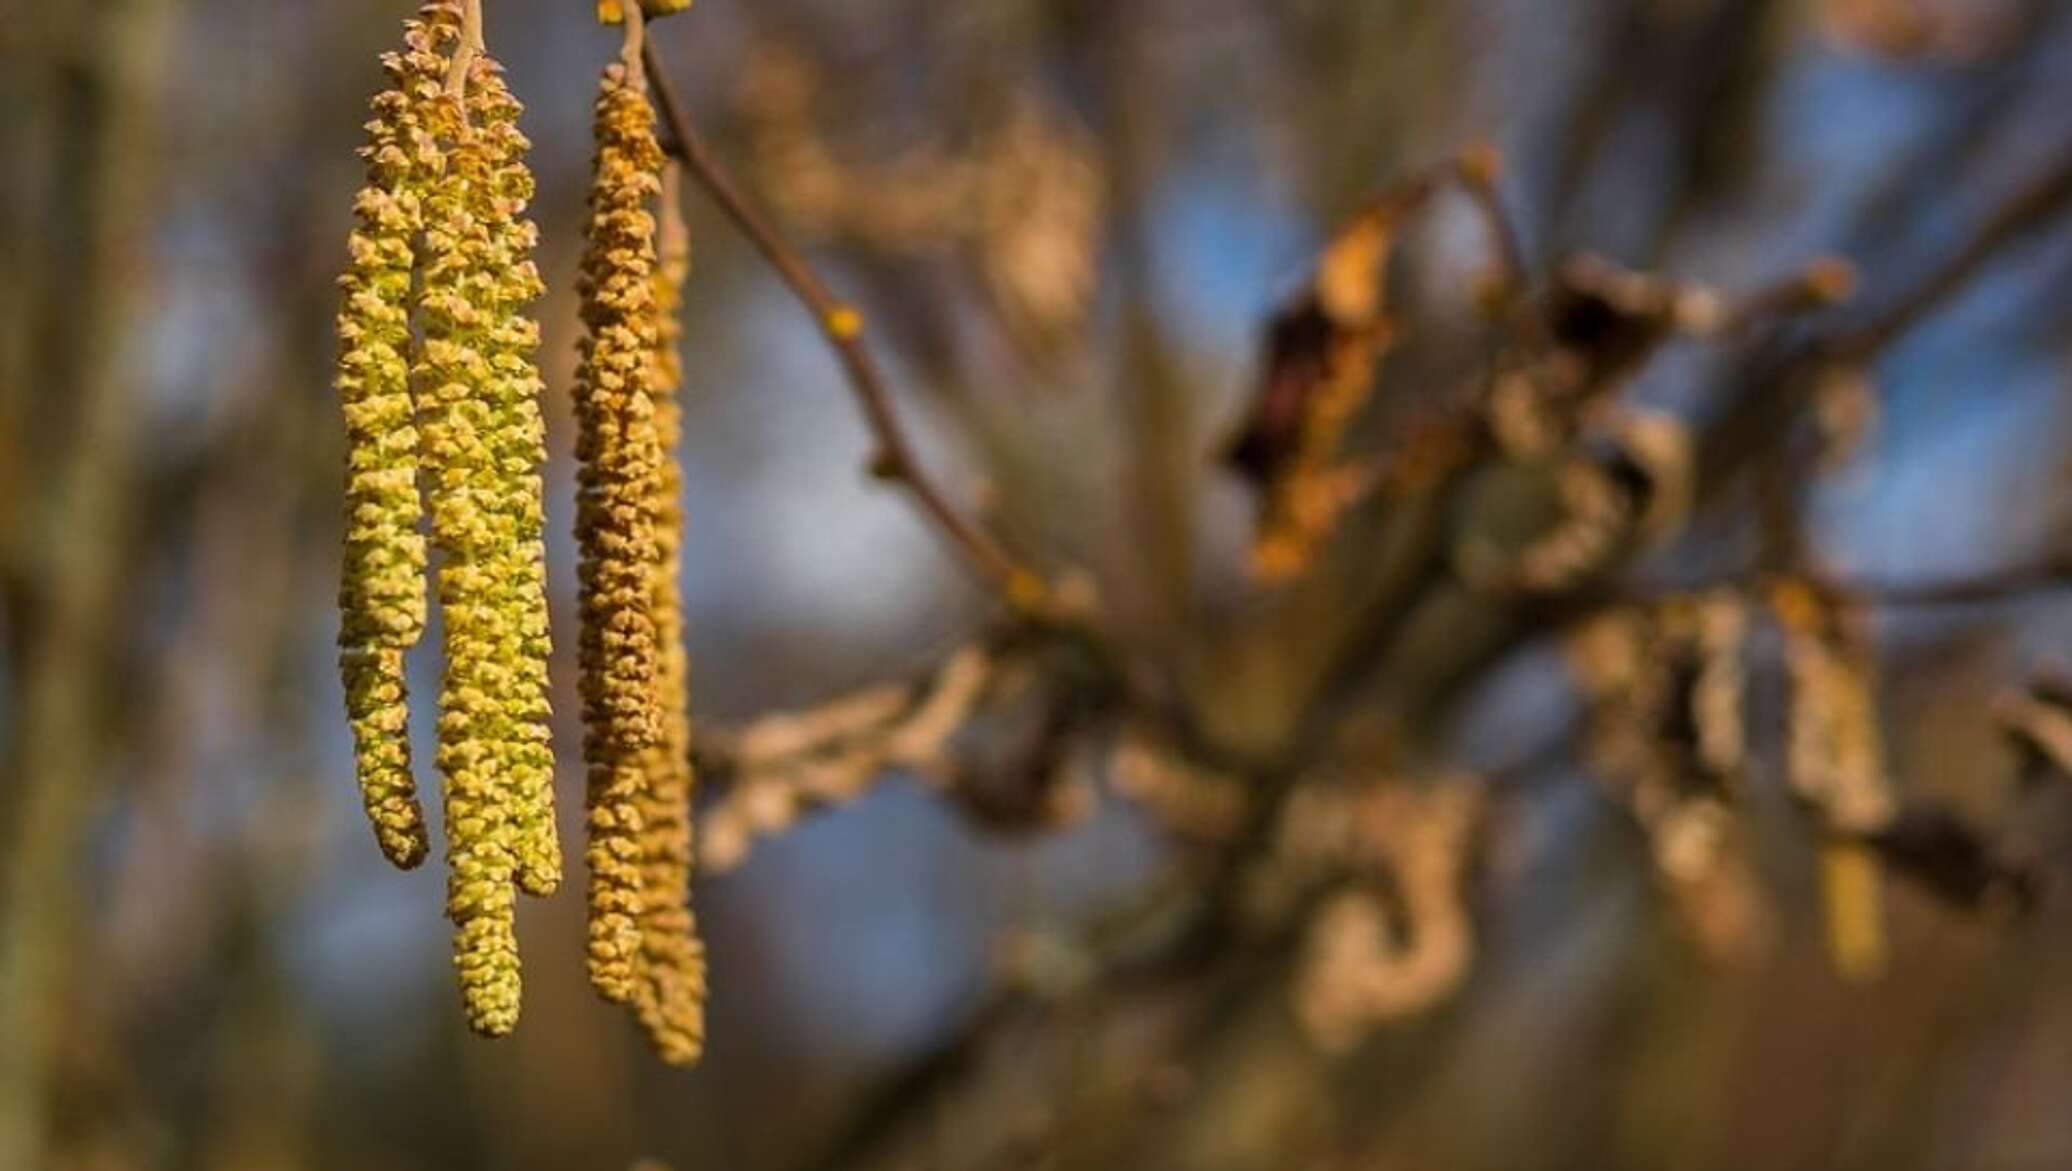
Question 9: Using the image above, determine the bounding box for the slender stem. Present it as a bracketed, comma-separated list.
[1831, 149, 2072, 361]
[619, 0, 644, 78]
[640, 40, 1042, 608]
[444, 0, 483, 95]
[1712, 256, 1857, 335]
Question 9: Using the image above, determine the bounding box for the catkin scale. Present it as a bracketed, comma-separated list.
[576, 62, 669, 1004]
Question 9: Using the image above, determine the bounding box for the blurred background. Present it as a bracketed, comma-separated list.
[6, 0, 2072, 1168]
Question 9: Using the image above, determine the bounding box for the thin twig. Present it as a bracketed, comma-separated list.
[1830, 149, 2072, 361]
[443, 0, 483, 96]
[640, 40, 1043, 609]
[1611, 561, 2072, 610]
[1830, 565, 2072, 608]
[1713, 256, 1858, 336]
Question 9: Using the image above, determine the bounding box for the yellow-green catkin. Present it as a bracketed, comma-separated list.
[576, 60, 668, 1005]
[632, 161, 708, 1064]
[335, 5, 455, 872]
[464, 48, 562, 902]
[415, 12, 555, 1037]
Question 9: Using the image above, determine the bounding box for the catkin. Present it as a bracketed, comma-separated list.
[466, 49, 562, 902]
[414, 12, 554, 1037]
[576, 60, 669, 1004]
[336, 8, 453, 871]
[336, 0, 708, 1055]
[632, 161, 708, 1064]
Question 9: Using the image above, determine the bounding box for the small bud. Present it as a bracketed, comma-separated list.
[1802, 256, 1859, 305]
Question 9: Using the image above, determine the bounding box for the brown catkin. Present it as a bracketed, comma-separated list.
[335, 8, 455, 871]
[632, 161, 707, 1064]
[576, 61, 668, 1003]
[415, 13, 553, 1036]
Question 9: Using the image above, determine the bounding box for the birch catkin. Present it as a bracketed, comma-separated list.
[576, 60, 669, 1004]
[335, 8, 453, 872]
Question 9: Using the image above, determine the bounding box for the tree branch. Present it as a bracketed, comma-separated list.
[1828, 146, 2072, 362]
[1612, 561, 2072, 611]
[641, 41, 1045, 609]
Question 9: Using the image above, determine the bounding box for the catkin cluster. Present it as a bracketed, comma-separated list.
[573, 58, 709, 1063]
[335, 0, 558, 1038]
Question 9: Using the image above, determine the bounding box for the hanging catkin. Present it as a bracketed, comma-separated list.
[632, 160, 708, 1064]
[414, 1, 555, 1037]
[336, 5, 454, 872]
[464, 40, 562, 903]
[575, 54, 669, 1005]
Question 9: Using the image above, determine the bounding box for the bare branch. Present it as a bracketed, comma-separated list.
[641, 41, 1047, 610]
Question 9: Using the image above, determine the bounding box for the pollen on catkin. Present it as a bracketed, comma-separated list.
[335, 4, 460, 872]
[632, 161, 708, 1064]
[413, 17, 554, 1037]
[576, 60, 669, 1004]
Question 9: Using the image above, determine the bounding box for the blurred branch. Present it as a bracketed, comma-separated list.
[1615, 560, 2072, 611]
[1828, 145, 2072, 361]
[801, 869, 1244, 1171]
[642, 40, 1047, 610]
[1100, 3, 1198, 644]
[1545, 0, 1778, 262]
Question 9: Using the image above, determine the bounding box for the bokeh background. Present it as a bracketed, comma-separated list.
[6, 0, 2072, 1168]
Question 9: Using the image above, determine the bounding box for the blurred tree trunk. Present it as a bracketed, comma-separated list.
[0, 3, 176, 1166]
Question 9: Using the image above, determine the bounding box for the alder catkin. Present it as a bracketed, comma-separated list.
[414, 20, 554, 1037]
[335, 6, 458, 871]
[632, 162, 708, 1063]
[576, 61, 669, 1004]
